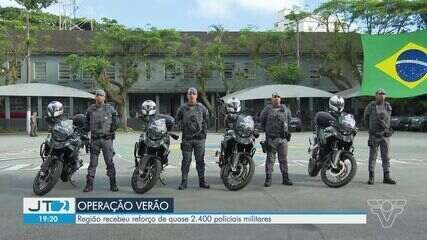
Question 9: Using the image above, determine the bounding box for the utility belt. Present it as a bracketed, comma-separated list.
[261, 132, 291, 153]
[182, 131, 206, 141]
[91, 133, 115, 140]
[266, 131, 292, 142]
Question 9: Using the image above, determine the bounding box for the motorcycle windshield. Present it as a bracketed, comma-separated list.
[339, 114, 356, 132]
[52, 120, 74, 142]
[147, 119, 167, 141]
[235, 115, 254, 138]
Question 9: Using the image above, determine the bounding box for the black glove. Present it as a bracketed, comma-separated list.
[260, 141, 267, 153]
[285, 132, 292, 142]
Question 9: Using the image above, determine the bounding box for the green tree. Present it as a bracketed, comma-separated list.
[238, 28, 302, 85]
[67, 21, 181, 129]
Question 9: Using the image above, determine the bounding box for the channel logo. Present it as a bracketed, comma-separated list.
[23, 198, 75, 214]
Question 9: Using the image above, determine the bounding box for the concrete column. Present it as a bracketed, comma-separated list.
[37, 97, 42, 117]
[69, 97, 74, 117]
[155, 94, 160, 109]
[309, 97, 314, 117]
[5, 96, 10, 129]
[5, 96, 10, 120]
[180, 94, 185, 106]
[210, 93, 215, 108]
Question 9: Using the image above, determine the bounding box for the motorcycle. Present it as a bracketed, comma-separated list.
[132, 118, 179, 194]
[216, 115, 258, 191]
[308, 113, 358, 188]
[33, 118, 88, 196]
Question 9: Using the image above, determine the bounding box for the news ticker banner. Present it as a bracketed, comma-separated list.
[23, 198, 367, 225]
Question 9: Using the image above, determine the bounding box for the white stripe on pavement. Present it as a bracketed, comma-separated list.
[0, 164, 12, 170]
[3, 164, 32, 171]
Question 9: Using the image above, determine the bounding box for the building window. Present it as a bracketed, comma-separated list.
[105, 66, 115, 80]
[242, 62, 256, 80]
[165, 63, 178, 81]
[309, 66, 321, 87]
[33, 62, 47, 82]
[145, 62, 152, 81]
[224, 63, 235, 80]
[183, 64, 194, 80]
[58, 62, 71, 81]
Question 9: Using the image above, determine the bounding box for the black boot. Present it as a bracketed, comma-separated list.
[282, 173, 293, 185]
[368, 171, 375, 185]
[83, 177, 93, 192]
[109, 176, 119, 192]
[264, 174, 272, 187]
[383, 171, 396, 184]
[199, 177, 210, 189]
[178, 175, 188, 190]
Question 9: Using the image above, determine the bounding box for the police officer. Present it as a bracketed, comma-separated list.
[260, 92, 293, 187]
[175, 87, 210, 190]
[83, 89, 120, 192]
[363, 88, 396, 185]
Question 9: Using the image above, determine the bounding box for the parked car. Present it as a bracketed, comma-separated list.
[391, 116, 409, 130]
[392, 116, 414, 131]
[408, 115, 427, 132]
[290, 116, 302, 132]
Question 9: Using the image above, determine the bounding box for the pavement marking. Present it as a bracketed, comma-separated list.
[390, 159, 410, 164]
[3, 164, 32, 171]
[165, 165, 177, 169]
[0, 156, 38, 162]
[0, 164, 12, 170]
[293, 160, 306, 167]
[29, 165, 41, 170]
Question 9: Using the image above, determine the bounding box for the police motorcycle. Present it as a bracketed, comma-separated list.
[307, 96, 358, 188]
[33, 102, 89, 196]
[216, 98, 258, 191]
[132, 100, 179, 194]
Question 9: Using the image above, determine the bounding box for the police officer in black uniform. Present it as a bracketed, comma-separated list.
[175, 87, 210, 190]
[83, 89, 120, 192]
[364, 88, 396, 185]
[260, 92, 293, 187]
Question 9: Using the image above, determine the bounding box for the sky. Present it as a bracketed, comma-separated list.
[0, 0, 324, 31]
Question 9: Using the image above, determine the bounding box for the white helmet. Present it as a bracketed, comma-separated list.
[47, 101, 64, 117]
[329, 95, 345, 113]
[225, 97, 241, 113]
[141, 100, 157, 116]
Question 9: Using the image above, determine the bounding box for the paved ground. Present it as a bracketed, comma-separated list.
[0, 131, 426, 240]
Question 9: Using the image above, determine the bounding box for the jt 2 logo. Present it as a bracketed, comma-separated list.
[28, 200, 70, 212]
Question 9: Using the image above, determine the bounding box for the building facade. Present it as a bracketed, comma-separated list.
[0, 31, 361, 130]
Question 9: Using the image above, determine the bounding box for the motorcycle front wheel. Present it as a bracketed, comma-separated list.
[221, 155, 255, 191]
[33, 159, 63, 196]
[131, 158, 161, 194]
[320, 153, 357, 188]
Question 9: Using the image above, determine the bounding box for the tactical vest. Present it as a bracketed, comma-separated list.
[89, 104, 113, 136]
[265, 105, 289, 138]
[182, 104, 205, 139]
[368, 101, 392, 134]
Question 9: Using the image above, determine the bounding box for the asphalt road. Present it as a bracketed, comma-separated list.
[0, 131, 426, 240]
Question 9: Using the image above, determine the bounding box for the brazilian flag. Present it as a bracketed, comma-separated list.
[361, 30, 427, 98]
